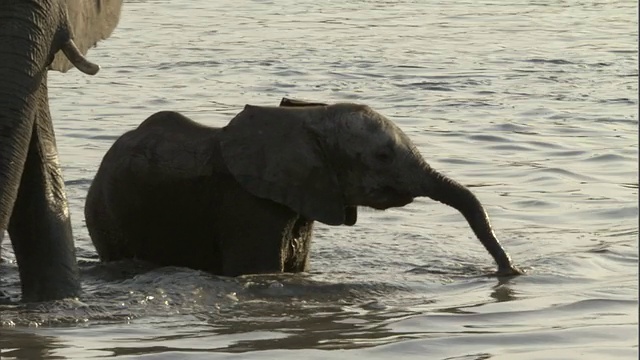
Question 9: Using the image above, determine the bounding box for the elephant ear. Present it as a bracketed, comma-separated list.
[277, 98, 358, 226]
[50, 0, 123, 73]
[220, 105, 348, 226]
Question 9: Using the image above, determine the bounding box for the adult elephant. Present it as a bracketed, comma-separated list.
[0, 0, 122, 302]
[85, 98, 522, 277]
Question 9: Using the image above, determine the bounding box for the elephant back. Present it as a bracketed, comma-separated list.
[108, 111, 222, 183]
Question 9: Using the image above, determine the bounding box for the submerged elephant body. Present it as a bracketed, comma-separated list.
[86, 99, 521, 277]
[86, 111, 314, 275]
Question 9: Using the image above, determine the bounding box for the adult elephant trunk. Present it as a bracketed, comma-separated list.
[0, 2, 103, 301]
[416, 164, 518, 275]
[0, 37, 44, 230]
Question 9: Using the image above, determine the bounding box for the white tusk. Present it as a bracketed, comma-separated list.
[61, 39, 100, 75]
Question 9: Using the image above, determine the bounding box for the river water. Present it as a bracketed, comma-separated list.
[1, 0, 638, 359]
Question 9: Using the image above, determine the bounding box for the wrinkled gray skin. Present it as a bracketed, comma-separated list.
[0, 0, 122, 302]
[85, 98, 522, 277]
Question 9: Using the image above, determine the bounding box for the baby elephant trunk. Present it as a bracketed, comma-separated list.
[418, 166, 520, 275]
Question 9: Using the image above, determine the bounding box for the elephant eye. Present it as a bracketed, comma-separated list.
[374, 149, 393, 163]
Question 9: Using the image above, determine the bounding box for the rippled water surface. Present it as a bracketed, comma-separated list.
[1, 0, 638, 359]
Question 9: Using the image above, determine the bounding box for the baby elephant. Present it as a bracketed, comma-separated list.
[85, 98, 521, 277]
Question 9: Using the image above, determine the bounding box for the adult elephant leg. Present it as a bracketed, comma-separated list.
[8, 81, 80, 302]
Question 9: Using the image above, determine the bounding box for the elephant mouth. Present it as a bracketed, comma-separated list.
[367, 187, 414, 210]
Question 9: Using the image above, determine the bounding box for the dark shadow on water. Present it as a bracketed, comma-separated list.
[0, 329, 63, 360]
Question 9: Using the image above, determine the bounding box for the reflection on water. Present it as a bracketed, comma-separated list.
[1, 0, 638, 358]
[2, 261, 637, 358]
[2, 266, 531, 356]
[0, 330, 63, 360]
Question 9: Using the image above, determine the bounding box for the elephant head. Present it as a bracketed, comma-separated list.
[221, 99, 521, 275]
[0, 0, 122, 302]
